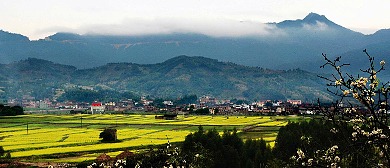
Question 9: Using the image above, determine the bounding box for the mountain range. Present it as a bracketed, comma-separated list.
[1, 12, 390, 102]
[0, 56, 331, 102]
[1, 13, 390, 70]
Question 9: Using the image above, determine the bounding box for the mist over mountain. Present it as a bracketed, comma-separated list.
[1, 13, 389, 71]
[280, 27, 390, 82]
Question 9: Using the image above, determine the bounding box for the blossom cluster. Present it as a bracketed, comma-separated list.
[291, 145, 341, 167]
[307, 52, 389, 166]
[86, 160, 132, 168]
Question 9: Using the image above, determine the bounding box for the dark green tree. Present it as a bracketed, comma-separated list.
[213, 108, 219, 114]
[265, 101, 273, 108]
[0, 105, 23, 116]
[11, 106, 23, 115]
[181, 126, 274, 168]
[99, 129, 117, 142]
[0, 146, 4, 157]
[191, 108, 210, 115]
[240, 138, 273, 168]
[174, 94, 197, 105]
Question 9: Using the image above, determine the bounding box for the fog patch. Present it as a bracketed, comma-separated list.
[302, 21, 329, 31]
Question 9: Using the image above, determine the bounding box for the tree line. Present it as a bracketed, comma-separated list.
[0, 104, 23, 116]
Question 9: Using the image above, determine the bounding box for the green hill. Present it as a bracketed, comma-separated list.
[0, 56, 332, 102]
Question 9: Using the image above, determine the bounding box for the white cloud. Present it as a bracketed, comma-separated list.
[35, 26, 77, 35]
[37, 17, 283, 38]
[302, 21, 329, 31]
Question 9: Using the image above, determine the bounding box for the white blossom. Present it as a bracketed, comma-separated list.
[297, 149, 305, 159]
[343, 90, 350, 96]
[334, 156, 340, 162]
[335, 80, 342, 86]
[353, 125, 360, 130]
[353, 93, 359, 99]
[379, 151, 384, 157]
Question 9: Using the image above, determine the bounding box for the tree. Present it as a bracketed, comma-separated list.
[99, 129, 117, 142]
[189, 105, 195, 112]
[174, 94, 197, 105]
[265, 101, 273, 108]
[11, 106, 23, 115]
[191, 108, 210, 115]
[0, 146, 4, 157]
[291, 50, 390, 167]
[241, 138, 273, 168]
[0, 105, 23, 116]
[274, 119, 347, 167]
[134, 102, 143, 107]
[214, 108, 219, 114]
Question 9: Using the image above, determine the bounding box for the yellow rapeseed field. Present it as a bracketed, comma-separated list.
[0, 114, 285, 158]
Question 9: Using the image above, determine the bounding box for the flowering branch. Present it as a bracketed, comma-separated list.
[315, 49, 390, 167]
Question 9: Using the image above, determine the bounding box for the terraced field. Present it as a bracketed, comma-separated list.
[0, 114, 297, 162]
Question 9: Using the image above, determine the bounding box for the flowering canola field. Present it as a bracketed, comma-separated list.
[0, 114, 287, 158]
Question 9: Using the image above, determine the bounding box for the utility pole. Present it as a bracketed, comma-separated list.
[27, 122, 28, 135]
[80, 117, 83, 128]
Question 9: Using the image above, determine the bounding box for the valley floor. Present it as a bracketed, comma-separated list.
[0, 114, 300, 164]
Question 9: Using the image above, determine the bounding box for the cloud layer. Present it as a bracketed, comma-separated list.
[38, 17, 281, 38]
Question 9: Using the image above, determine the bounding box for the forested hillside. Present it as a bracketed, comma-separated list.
[0, 56, 332, 102]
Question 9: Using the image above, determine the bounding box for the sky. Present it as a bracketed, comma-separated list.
[1, 0, 389, 40]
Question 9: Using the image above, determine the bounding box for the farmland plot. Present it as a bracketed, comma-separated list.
[0, 114, 291, 160]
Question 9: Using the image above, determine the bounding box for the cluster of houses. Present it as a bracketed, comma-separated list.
[8, 98, 89, 110]
[8, 95, 342, 115]
[78, 96, 314, 115]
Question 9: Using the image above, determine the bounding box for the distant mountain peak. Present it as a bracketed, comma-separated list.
[0, 30, 30, 42]
[273, 12, 349, 31]
[17, 57, 76, 69]
[371, 28, 390, 36]
[47, 32, 83, 41]
[303, 12, 325, 19]
[303, 12, 329, 23]
[162, 55, 220, 66]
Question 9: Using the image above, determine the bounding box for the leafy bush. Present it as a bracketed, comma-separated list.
[0, 104, 23, 116]
[99, 129, 117, 142]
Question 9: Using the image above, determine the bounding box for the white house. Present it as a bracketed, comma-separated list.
[91, 103, 105, 114]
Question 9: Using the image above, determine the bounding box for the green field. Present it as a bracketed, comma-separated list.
[0, 114, 300, 163]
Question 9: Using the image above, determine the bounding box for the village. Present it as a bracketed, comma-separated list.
[5, 95, 342, 116]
